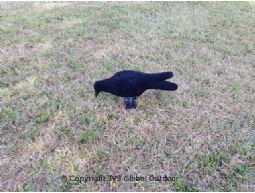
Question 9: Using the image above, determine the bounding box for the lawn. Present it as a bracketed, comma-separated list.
[0, 2, 255, 191]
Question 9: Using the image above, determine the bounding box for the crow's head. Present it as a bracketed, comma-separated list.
[94, 79, 111, 97]
[94, 81, 101, 97]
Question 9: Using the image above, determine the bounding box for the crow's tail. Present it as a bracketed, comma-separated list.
[149, 81, 178, 91]
[150, 71, 173, 82]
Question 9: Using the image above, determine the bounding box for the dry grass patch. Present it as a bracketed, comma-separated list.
[0, 2, 255, 191]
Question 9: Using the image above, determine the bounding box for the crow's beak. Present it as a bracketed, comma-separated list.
[95, 92, 98, 97]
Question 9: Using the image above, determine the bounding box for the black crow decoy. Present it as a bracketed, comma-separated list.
[94, 70, 178, 109]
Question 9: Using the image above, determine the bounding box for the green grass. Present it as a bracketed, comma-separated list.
[174, 178, 198, 192]
[28, 129, 42, 142]
[53, 126, 73, 140]
[220, 47, 230, 59]
[201, 149, 230, 173]
[79, 129, 100, 144]
[244, 43, 253, 55]
[1, 1, 255, 191]
[192, 88, 206, 98]
[2, 106, 16, 126]
[97, 147, 105, 160]
[35, 111, 50, 125]
[23, 183, 33, 192]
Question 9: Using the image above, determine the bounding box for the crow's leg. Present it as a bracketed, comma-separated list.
[124, 97, 137, 109]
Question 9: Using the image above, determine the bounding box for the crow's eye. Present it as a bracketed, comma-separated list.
[118, 73, 120, 76]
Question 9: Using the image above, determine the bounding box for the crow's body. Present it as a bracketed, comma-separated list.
[94, 70, 178, 108]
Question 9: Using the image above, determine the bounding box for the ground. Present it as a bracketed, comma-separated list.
[0, 2, 255, 191]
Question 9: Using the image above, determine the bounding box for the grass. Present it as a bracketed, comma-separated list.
[201, 149, 230, 173]
[2, 106, 16, 126]
[79, 129, 100, 144]
[174, 178, 198, 192]
[1, 1, 255, 191]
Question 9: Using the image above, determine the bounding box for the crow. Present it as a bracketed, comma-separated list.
[94, 70, 178, 109]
